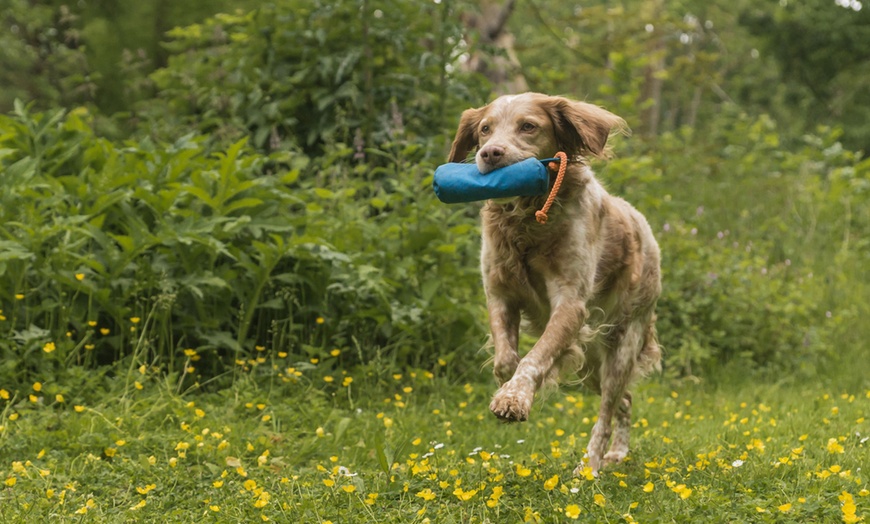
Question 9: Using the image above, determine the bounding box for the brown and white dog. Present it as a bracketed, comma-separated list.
[448, 93, 662, 475]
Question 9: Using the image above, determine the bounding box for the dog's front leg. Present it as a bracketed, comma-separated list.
[487, 296, 521, 386]
[490, 296, 586, 422]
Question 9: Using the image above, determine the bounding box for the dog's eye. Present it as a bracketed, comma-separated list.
[480, 125, 490, 135]
[520, 122, 536, 132]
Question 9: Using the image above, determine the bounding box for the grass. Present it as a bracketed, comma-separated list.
[0, 357, 868, 523]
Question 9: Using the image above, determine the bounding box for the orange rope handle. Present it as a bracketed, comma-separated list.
[535, 151, 568, 224]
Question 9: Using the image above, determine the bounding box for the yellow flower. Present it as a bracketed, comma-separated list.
[213, 480, 224, 488]
[826, 438, 845, 454]
[74, 405, 85, 413]
[130, 500, 146, 510]
[777, 503, 792, 513]
[4, 477, 16, 487]
[75, 273, 85, 281]
[453, 487, 478, 501]
[330, 349, 341, 357]
[43, 342, 56, 353]
[323, 479, 335, 487]
[15, 293, 24, 300]
[565, 504, 581, 519]
[0, 389, 8, 399]
[33, 382, 42, 392]
[100, 328, 110, 335]
[316, 317, 325, 324]
[576, 466, 596, 481]
[130, 317, 140, 324]
[543, 475, 559, 491]
[593, 493, 606, 507]
[840, 491, 860, 523]
[516, 464, 532, 477]
[643, 482, 655, 493]
[341, 485, 356, 493]
[136, 484, 156, 494]
[209, 505, 220, 512]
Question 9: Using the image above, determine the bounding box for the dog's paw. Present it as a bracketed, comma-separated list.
[603, 450, 628, 466]
[489, 379, 533, 422]
[572, 455, 600, 478]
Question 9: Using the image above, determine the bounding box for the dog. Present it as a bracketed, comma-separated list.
[448, 93, 662, 475]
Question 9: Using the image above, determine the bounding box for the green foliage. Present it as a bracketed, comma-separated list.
[134, 0, 484, 153]
[1, 0, 867, 385]
[742, 0, 870, 150]
[597, 111, 868, 378]
[0, 1, 95, 112]
[0, 104, 483, 386]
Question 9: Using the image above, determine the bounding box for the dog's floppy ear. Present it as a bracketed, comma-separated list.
[543, 97, 628, 159]
[448, 107, 485, 163]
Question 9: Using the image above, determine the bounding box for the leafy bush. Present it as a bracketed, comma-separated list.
[0, 103, 484, 387]
[0, 0, 94, 112]
[598, 114, 867, 379]
[132, 0, 485, 153]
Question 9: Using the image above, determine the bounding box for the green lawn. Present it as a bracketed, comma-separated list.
[1, 360, 867, 523]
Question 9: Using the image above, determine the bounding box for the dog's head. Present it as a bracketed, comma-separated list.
[448, 93, 627, 174]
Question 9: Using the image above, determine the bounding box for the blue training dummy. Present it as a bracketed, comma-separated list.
[432, 157, 561, 204]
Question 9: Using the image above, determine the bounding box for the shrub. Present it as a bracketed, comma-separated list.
[0, 103, 484, 387]
[132, 0, 485, 153]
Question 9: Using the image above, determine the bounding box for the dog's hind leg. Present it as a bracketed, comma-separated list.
[580, 319, 644, 475]
[604, 391, 632, 465]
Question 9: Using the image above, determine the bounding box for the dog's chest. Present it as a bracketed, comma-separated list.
[481, 210, 565, 300]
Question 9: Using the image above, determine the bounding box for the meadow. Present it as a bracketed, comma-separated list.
[1, 356, 867, 522]
[2, 0, 870, 522]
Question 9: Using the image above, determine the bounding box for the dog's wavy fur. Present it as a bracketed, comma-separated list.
[449, 93, 661, 475]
